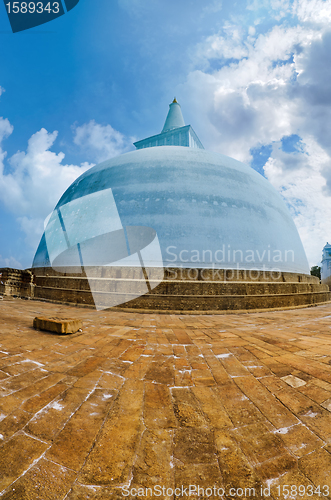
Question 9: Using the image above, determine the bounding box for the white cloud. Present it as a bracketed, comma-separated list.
[0, 119, 133, 263]
[264, 137, 331, 264]
[293, 0, 331, 24]
[182, 12, 331, 266]
[0, 126, 92, 219]
[73, 120, 134, 163]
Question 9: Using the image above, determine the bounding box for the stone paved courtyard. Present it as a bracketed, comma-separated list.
[1, 298, 331, 499]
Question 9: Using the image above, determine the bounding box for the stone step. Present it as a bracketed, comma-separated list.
[116, 290, 331, 311]
[33, 283, 331, 311]
[31, 267, 330, 312]
[33, 276, 328, 295]
[31, 266, 320, 284]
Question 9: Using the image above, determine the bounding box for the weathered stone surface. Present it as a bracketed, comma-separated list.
[46, 388, 116, 471]
[171, 387, 208, 428]
[215, 431, 264, 499]
[144, 381, 177, 429]
[1, 299, 331, 497]
[174, 428, 217, 464]
[0, 434, 48, 491]
[33, 316, 82, 334]
[31, 265, 331, 311]
[0, 408, 32, 439]
[275, 423, 324, 458]
[131, 429, 174, 493]
[26, 386, 91, 441]
[0, 458, 75, 500]
[78, 379, 144, 486]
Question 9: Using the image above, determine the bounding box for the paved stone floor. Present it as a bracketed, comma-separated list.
[1, 298, 331, 499]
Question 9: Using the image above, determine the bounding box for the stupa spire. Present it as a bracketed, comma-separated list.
[161, 98, 185, 133]
[133, 98, 204, 150]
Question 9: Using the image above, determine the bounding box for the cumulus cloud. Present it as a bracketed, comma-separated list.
[0, 118, 132, 263]
[264, 138, 331, 263]
[0, 126, 92, 220]
[181, 5, 331, 265]
[73, 120, 134, 163]
[293, 0, 331, 24]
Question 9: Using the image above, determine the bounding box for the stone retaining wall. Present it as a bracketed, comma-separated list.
[29, 266, 331, 312]
[0, 268, 35, 299]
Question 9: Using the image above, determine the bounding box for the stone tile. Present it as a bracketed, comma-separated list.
[14, 372, 66, 402]
[2, 360, 45, 377]
[0, 458, 76, 499]
[144, 357, 174, 385]
[0, 370, 10, 380]
[175, 368, 193, 387]
[174, 428, 216, 465]
[20, 382, 68, 413]
[298, 404, 331, 442]
[0, 408, 32, 440]
[214, 431, 264, 500]
[298, 383, 331, 404]
[119, 344, 145, 362]
[200, 350, 232, 385]
[0, 434, 48, 491]
[174, 464, 223, 499]
[259, 375, 288, 393]
[26, 386, 90, 441]
[124, 355, 153, 380]
[67, 356, 107, 378]
[254, 453, 297, 482]
[97, 371, 124, 390]
[275, 423, 324, 457]
[234, 376, 299, 429]
[191, 368, 216, 386]
[171, 388, 209, 428]
[276, 386, 313, 414]
[281, 374, 307, 388]
[131, 429, 173, 493]
[0, 368, 48, 396]
[191, 386, 232, 429]
[144, 382, 177, 429]
[73, 369, 102, 389]
[46, 388, 116, 471]
[0, 393, 21, 414]
[263, 360, 294, 377]
[299, 448, 331, 487]
[321, 397, 331, 411]
[79, 379, 144, 486]
[218, 353, 250, 377]
[231, 423, 290, 466]
[215, 382, 267, 427]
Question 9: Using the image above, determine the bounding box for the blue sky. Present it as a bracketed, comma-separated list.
[1, 0, 331, 268]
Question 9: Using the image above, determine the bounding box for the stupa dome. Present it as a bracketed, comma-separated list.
[30, 99, 331, 314]
[33, 100, 309, 275]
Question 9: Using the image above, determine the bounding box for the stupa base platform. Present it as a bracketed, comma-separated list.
[30, 267, 331, 313]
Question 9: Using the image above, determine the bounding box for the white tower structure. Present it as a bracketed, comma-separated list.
[321, 242, 331, 286]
